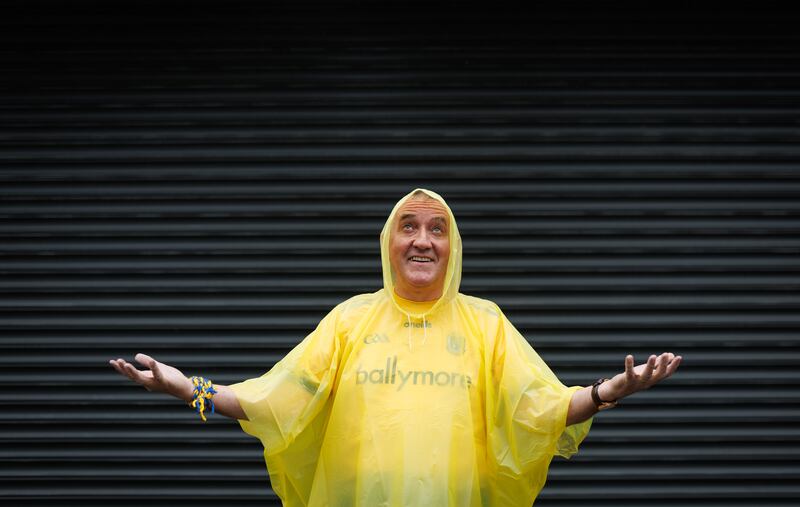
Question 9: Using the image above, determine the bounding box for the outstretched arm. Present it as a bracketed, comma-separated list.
[109, 353, 247, 420]
[566, 352, 681, 426]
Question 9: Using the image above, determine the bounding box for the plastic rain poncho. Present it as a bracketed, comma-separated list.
[231, 188, 593, 506]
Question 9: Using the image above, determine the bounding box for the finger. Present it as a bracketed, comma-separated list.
[112, 359, 133, 377]
[122, 362, 152, 386]
[624, 355, 635, 382]
[640, 355, 657, 382]
[649, 353, 671, 384]
[109, 359, 127, 376]
[121, 361, 140, 379]
[656, 352, 671, 374]
[664, 355, 682, 377]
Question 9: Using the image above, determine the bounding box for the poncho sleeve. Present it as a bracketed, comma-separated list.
[486, 306, 592, 481]
[230, 305, 343, 456]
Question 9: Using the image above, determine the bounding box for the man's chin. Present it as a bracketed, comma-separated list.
[401, 272, 437, 286]
[398, 274, 445, 291]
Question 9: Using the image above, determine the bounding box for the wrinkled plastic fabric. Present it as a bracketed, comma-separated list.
[231, 189, 592, 506]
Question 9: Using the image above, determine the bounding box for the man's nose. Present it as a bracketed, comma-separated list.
[412, 229, 433, 249]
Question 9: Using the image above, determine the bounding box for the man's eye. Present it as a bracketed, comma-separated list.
[402, 224, 413, 231]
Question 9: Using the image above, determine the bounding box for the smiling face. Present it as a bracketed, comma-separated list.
[389, 196, 451, 302]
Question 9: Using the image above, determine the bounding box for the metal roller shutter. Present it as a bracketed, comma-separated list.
[1, 2, 798, 506]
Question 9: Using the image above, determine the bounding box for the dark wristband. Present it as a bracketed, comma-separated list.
[591, 378, 618, 410]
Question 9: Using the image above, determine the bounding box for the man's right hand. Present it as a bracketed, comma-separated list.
[109, 353, 194, 402]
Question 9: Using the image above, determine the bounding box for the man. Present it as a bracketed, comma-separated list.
[110, 188, 681, 506]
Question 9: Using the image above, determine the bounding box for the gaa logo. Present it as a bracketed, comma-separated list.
[363, 333, 390, 345]
[446, 334, 466, 355]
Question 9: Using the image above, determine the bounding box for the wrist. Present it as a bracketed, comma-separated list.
[599, 375, 622, 402]
[590, 378, 618, 411]
[187, 376, 218, 422]
[181, 377, 195, 403]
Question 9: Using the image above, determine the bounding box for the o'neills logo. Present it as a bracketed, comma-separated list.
[356, 356, 472, 391]
[403, 321, 431, 328]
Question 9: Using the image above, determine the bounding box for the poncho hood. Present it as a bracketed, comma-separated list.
[379, 188, 462, 319]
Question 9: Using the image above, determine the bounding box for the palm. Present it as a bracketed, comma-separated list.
[631, 363, 656, 376]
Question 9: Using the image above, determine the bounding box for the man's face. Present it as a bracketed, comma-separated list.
[389, 198, 451, 301]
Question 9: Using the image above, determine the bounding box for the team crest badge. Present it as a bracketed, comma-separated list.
[447, 334, 466, 355]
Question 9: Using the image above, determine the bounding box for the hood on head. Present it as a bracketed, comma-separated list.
[379, 188, 462, 318]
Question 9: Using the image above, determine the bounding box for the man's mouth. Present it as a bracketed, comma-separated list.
[410, 256, 433, 263]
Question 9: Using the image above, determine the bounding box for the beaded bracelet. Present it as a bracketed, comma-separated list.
[189, 376, 218, 422]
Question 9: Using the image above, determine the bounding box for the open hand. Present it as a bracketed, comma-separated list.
[603, 353, 682, 401]
[109, 353, 194, 402]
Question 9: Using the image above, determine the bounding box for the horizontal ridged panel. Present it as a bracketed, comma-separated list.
[1, 1, 798, 506]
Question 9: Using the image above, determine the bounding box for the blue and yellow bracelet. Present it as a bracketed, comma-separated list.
[189, 376, 218, 422]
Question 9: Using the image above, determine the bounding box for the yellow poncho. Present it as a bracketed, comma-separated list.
[231, 189, 592, 506]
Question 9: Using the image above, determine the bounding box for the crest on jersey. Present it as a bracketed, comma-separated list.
[447, 334, 466, 355]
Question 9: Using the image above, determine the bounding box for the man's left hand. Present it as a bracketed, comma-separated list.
[601, 353, 682, 401]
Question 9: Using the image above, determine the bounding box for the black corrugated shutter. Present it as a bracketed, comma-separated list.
[2, 2, 799, 506]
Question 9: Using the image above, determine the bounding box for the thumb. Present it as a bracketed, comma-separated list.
[134, 353, 155, 368]
[134, 353, 163, 380]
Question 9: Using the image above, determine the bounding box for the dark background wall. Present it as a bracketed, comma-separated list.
[1, 1, 799, 506]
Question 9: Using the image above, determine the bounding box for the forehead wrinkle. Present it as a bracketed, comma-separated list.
[395, 213, 449, 229]
[396, 201, 449, 225]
